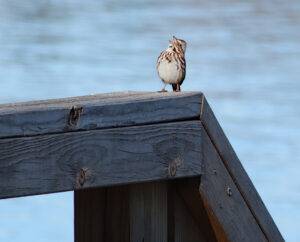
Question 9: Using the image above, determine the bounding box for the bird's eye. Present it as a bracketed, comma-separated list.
[168, 44, 172, 48]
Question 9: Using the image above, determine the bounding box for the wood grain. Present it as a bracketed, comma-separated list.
[0, 121, 202, 199]
[0, 91, 202, 138]
[173, 180, 208, 242]
[74, 188, 106, 242]
[75, 182, 170, 242]
[200, 95, 284, 242]
[199, 127, 267, 242]
[105, 186, 130, 242]
[75, 186, 130, 242]
[175, 178, 217, 242]
[129, 182, 168, 242]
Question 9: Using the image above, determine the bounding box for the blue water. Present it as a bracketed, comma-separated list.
[0, 0, 299, 241]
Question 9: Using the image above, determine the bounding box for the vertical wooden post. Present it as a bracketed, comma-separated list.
[75, 186, 130, 242]
[129, 182, 169, 242]
[104, 186, 130, 242]
[74, 188, 107, 242]
[75, 182, 170, 242]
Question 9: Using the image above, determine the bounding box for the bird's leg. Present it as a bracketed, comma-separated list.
[175, 84, 181, 92]
[158, 83, 168, 92]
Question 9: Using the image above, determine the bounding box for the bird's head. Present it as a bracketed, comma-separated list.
[168, 36, 187, 53]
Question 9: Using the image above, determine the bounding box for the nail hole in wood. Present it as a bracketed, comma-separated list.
[226, 186, 232, 197]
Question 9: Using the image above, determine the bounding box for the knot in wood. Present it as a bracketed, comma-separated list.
[76, 168, 88, 188]
[68, 106, 83, 127]
[168, 157, 183, 177]
[168, 161, 177, 177]
[226, 186, 232, 197]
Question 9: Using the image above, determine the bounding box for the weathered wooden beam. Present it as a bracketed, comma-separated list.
[0, 92, 202, 139]
[200, 96, 284, 242]
[0, 121, 202, 199]
[0, 91, 282, 241]
[199, 125, 267, 242]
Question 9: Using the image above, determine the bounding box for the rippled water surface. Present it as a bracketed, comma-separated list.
[0, 0, 299, 241]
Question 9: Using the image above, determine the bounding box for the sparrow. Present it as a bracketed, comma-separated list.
[157, 36, 186, 92]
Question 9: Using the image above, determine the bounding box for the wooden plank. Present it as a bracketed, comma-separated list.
[173, 180, 209, 242]
[129, 182, 168, 242]
[74, 188, 106, 242]
[129, 184, 145, 242]
[199, 126, 267, 242]
[0, 91, 202, 138]
[0, 121, 202, 199]
[175, 178, 217, 242]
[167, 183, 175, 242]
[104, 186, 130, 242]
[74, 186, 130, 242]
[75, 182, 170, 242]
[200, 95, 284, 242]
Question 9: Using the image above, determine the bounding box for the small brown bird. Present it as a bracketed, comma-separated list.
[157, 36, 187, 92]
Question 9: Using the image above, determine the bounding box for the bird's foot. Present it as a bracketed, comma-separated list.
[175, 84, 181, 92]
[158, 88, 168, 93]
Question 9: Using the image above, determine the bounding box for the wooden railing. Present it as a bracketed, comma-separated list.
[0, 92, 283, 242]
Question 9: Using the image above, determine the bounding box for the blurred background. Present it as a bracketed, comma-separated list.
[0, 0, 299, 241]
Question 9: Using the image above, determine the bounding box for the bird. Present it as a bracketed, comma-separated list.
[157, 36, 187, 92]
